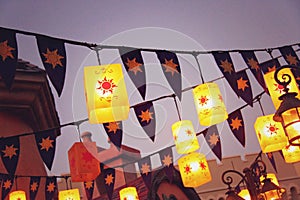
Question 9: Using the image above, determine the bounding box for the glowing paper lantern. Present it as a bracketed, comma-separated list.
[178, 152, 212, 187]
[254, 114, 288, 153]
[59, 189, 80, 200]
[282, 145, 300, 163]
[68, 142, 100, 182]
[119, 187, 139, 200]
[264, 68, 300, 109]
[172, 120, 200, 154]
[9, 190, 26, 200]
[238, 189, 250, 200]
[84, 64, 130, 124]
[193, 82, 228, 126]
[260, 173, 279, 186]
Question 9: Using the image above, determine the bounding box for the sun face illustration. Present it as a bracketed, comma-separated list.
[266, 123, 278, 136]
[96, 77, 117, 96]
[274, 83, 285, 94]
[198, 96, 209, 106]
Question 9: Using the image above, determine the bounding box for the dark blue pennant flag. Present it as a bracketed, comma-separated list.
[236, 70, 253, 106]
[134, 101, 156, 142]
[103, 121, 123, 150]
[266, 152, 278, 173]
[45, 177, 57, 200]
[30, 176, 41, 200]
[203, 125, 222, 161]
[0, 137, 20, 174]
[259, 59, 281, 74]
[84, 180, 95, 200]
[213, 52, 239, 97]
[138, 156, 152, 190]
[0, 28, 18, 88]
[36, 35, 66, 96]
[159, 147, 174, 182]
[240, 50, 267, 92]
[156, 50, 182, 100]
[35, 130, 57, 170]
[1, 174, 14, 200]
[119, 48, 146, 99]
[103, 168, 115, 200]
[227, 109, 245, 147]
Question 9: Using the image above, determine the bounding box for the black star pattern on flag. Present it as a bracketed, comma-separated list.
[259, 59, 281, 74]
[138, 156, 152, 190]
[227, 109, 245, 147]
[236, 70, 253, 107]
[84, 180, 95, 200]
[266, 152, 278, 173]
[159, 147, 174, 182]
[103, 168, 115, 200]
[45, 177, 57, 200]
[0, 137, 20, 174]
[103, 121, 123, 150]
[30, 176, 41, 200]
[203, 125, 222, 161]
[1, 174, 14, 200]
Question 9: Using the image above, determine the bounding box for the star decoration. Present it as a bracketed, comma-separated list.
[268, 65, 276, 72]
[141, 163, 151, 175]
[237, 77, 249, 91]
[0, 40, 15, 61]
[267, 152, 273, 159]
[39, 136, 54, 151]
[266, 123, 279, 135]
[106, 122, 120, 134]
[230, 117, 242, 131]
[3, 179, 12, 190]
[139, 109, 153, 123]
[208, 133, 219, 146]
[97, 77, 117, 95]
[82, 151, 95, 163]
[85, 181, 93, 189]
[220, 59, 233, 74]
[2, 144, 18, 159]
[162, 154, 172, 167]
[42, 48, 64, 69]
[286, 54, 298, 65]
[184, 164, 191, 174]
[105, 173, 114, 186]
[198, 95, 209, 106]
[125, 57, 143, 75]
[30, 182, 39, 192]
[185, 129, 193, 136]
[199, 161, 207, 170]
[162, 58, 179, 76]
[47, 182, 56, 192]
[274, 83, 285, 94]
[218, 94, 224, 102]
[247, 58, 260, 71]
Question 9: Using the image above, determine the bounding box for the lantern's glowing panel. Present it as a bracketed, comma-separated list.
[193, 82, 228, 126]
[9, 191, 26, 200]
[59, 189, 80, 200]
[178, 152, 212, 187]
[84, 64, 130, 124]
[238, 189, 250, 200]
[254, 114, 288, 153]
[282, 145, 300, 163]
[119, 187, 139, 200]
[260, 173, 279, 186]
[281, 108, 300, 146]
[172, 120, 200, 154]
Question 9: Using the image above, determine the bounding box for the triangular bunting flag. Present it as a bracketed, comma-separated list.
[138, 156, 152, 190]
[103, 168, 115, 200]
[236, 70, 253, 106]
[265, 152, 278, 173]
[35, 130, 57, 170]
[36, 35, 67, 96]
[103, 121, 123, 150]
[240, 50, 267, 92]
[259, 59, 281, 74]
[155, 50, 182, 100]
[0, 137, 20, 174]
[119, 48, 146, 99]
[203, 125, 222, 161]
[84, 180, 95, 200]
[227, 109, 245, 147]
[134, 102, 156, 142]
[45, 177, 57, 200]
[1, 174, 14, 200]
[0, 28, 18, 88]
[159, 147, 174, 181]
[30, 176, 41, 200]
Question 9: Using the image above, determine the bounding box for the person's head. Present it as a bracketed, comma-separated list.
[81, 131, 92, 142]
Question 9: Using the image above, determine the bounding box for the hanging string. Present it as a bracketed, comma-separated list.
[94, 47, 102, 65]
[64, 176, 69, 190]
[193, 53, 205, 83]
[172, 94, 182, 121]
[257, 96, 266, 116]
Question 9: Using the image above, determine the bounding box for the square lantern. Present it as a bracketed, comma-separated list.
[59, 189, 80, 200]
[119, 187, 139, 200]
[68, 142, 100, 182]
[9, 191, 26, 200]
[84, 64, 130, 124]
[282, 145, 300, 163]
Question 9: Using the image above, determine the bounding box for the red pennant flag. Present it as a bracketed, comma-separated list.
[84, 180, 95, 200]
[103, 168, 115, 200]
[45, 177, 57, 200]
[30, 176, 41, 200]
[0, 137, 20, 174]
[138, 156, 152, 190]
[156, 50, 182, 100]
[119, 48, 146, 99]
[36, 35, 67, 96]
[203, 125, 222, 161]
[259, 59, 281, 74]
[1, 174, 14, 200]
[236, 70, 253, 106]
[134, 102, 156, 142]
[0, 28, 18, 88]
[159, 147, 174, 182]
[265, 152, 278, 173]
[227, 109, 245, 147]
[103, 121, 123, 150]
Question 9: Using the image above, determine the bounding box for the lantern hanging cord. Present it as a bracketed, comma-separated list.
[193, 53, 205, 83]
[257, 96, 266, 116]
[94, 46, 102, 65]
[173, 94, 182, 121]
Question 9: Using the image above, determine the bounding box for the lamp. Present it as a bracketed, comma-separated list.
[119, 187, 139, 200]
[273, 65, 300, 146]
[260, 178, 285, 200]
[9, 190, 26, 200]
[281, 144, 300, 163]
[58, 188, 80, 200]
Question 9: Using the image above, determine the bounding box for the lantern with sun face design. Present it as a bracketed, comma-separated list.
[254, 114, 288, 153]
[9, 190, 26, 200]
[119, 187, 139, 200]
[282, 145, 300, 163]
[84, 64, 130, 124]
[178, 152, 212, 187]
[193, 82, 228, 126]
[59, 189, 80, 200]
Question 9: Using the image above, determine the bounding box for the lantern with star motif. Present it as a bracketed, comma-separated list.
[84, 64, 130, 124]
[193, 82, 228, 126]
[178, 152, 212, 187]
[254, 114, 288, 153]
[68, 142, 100, 182]
[59, 188, 80, 200]
[282, 145, 300, 163]
[172, 120, 199, 154]
[119, 187, 139, 200]
[260, 173, 280, 186]
[9, 190, 26, 200]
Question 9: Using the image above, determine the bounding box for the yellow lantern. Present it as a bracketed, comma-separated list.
[84, 64, 130, 124]
[260, 173, 279, 186]
[172, 120, 200, 154]
[261, 178, 285, 200]
[254, 114, 288, 153]
[119, 187, 139, 200]
[178, 152, 212, 187]
[59, 188, 80, 200]
[193, 82, 228, 126]
[282, 145, 300, 163]
[238, 189, 250, 200]
[9, 190, 26, 200]
[264, 68, 300, 109]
